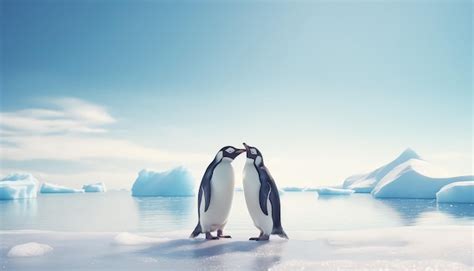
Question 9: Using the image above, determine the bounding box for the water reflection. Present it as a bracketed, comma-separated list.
[133, 196, 195, 232]
[0, 198, 38, 229]
[376, 198, 437, 225]
[437, 203, 474, 219]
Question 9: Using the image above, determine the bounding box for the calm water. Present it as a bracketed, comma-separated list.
[0, 191, 472, 232]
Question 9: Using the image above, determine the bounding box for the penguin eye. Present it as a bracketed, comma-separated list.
[225, 147, 235, 153]
[250, 149, 257, 155]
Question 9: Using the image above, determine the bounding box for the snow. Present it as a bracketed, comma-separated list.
[436, 181, 474, 203]
[83, 182, 106, 192]
[342, 148, 420, 193]
[131, 167, 195, 197]
[372, 159, 473, 199]
[0, 173, 38, 200]
[313, 187, 354, 195]
[113, 232, 168, 246]
[7, 242, 53, 258]
[1, 226, 472, 270]
[40, 182, 84, 193]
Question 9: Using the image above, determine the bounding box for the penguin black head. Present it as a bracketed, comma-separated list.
[216, 146, 245, 161]
[242, 143, 262, 161]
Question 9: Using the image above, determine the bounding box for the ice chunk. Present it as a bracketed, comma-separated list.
[7, 242, 53, 257]
[436, 181, 474, 203]
[372, 159, 473, 199]
[40, 182, 84, 193]
[281, 187, 305, 192]
[83, 182, 106, 192]
[131, 167, 195, 197]
[0, 173, 38, 200]
[313, 187, 354, 195]
[113, 232, 168, 246]
[343, 148, 420, 193]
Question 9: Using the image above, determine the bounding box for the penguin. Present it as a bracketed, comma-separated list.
[242, 143, 288, 241]
[190, 146, 245, 240]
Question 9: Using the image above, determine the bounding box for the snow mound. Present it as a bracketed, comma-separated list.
[113, 232, 168, 246]
[313, 187, 354, 195]
[7, 242, 53, 257]
[0, 173, 38, 200]
[436, 181, 474, 203]
[131, 167, 195, 197]
[83, 182, 106, 192]
[372, 159, 473, 199]
[40, 182, 84, 193]
[343, 148, 420, 193]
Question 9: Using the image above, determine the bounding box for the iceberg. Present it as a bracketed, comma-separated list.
[40, 182, 84, 193]
[372, 159, 473, 199]
[313, 187, 354, 195]
[83, 182, 107, 192]
[281, 187, 305, 192]
[7, 242, 53, 257]
[342, 148, 420, 193]
[131, 167, 195, 197]
[0, 173, 38, 200]
[436, 181, 474, 203]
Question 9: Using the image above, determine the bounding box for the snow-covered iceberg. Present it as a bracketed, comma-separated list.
[0, 173, 38, 200]
[342, 148, 420, 193]
[83, 182, 107, 192]
[313, 187, 354, 195]
[40, 182, 84, 193]
[372, 159, 473, 199]
[131, 167, 195, 197]
[436, 181, 474, 203]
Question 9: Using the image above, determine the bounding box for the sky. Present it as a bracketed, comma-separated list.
[0, 0, 472, 189]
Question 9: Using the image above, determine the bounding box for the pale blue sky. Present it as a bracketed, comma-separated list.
[1, 0, 472, 189]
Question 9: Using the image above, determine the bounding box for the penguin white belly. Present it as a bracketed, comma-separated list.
[243, 161, 273, 235]
[199, 160, 235, 232]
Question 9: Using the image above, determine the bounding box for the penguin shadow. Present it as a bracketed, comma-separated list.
[136, 238, 281, 270]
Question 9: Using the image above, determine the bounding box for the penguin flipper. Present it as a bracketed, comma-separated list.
[258, 176, 271, 216]
[199, 162, 215, 212]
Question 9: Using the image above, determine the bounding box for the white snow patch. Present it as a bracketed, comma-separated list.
[372, 159, 472, 199]
[40, 182, 84, 193]
[436, 181, 474, 203]
[83, 182, 107, 192]
[131, 167, 195, 197]
[0, 173, 38, 200]
[313, 187, 354, 195]
[113, 232, 168, 246]
[7, 242, 53, 257]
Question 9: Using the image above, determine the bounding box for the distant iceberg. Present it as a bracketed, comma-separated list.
[83, 182, 106, 192]
[313, 187, 354, 195]
[0, 173, 38, 200]
[131, 167, 195, 197]
[342, 148, 420, 193]
[40, 182, 84, 193]
[436, 181, 474, 203]
[282, 187, 305, 192]
[371, 159, 472, 199]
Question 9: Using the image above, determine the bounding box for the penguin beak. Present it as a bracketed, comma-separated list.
[243, 142, 250, 151]
[235, 148, 246, 155]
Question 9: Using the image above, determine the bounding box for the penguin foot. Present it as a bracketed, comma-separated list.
[205, 232, 219, 240]
[249, 235, 270, 241]
[217, 230, 231, 238]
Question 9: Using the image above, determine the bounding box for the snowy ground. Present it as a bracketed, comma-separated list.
[1, 226, 472, 271]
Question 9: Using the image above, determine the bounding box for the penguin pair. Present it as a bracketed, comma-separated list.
[189, 143, 288, 241]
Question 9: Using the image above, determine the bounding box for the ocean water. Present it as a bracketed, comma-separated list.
[0, 191, 472, 233]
